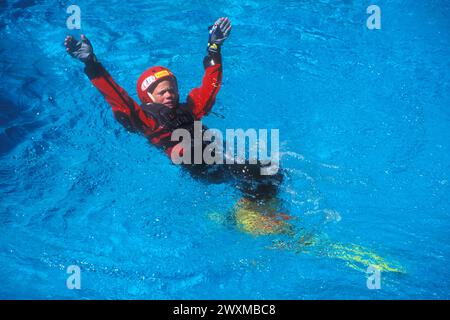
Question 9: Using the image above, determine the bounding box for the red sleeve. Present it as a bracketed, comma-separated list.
[187, 64, 222, 120]
[84, 62, 157, 132]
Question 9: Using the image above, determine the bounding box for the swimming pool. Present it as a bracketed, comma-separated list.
[0, 0, 449, 299]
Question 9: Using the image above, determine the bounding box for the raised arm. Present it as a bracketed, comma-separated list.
[64, 35, 157, 132]
[187, 17, 231, 120]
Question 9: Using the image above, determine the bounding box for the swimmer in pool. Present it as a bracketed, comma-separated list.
[64, 19, 404, 273]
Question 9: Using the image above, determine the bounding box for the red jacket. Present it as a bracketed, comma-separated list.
[84, 58, 222, 156]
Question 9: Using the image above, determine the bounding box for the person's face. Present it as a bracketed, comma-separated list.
[150, 80, 179, 109]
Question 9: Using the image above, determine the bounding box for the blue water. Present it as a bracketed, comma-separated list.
[1, 0, 449, 299]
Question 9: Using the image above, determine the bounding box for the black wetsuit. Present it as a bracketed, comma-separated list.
[142, 102, 283, 200]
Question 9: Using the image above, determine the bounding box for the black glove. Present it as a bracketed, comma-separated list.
[207, 17, 232, 53]
[64, 34, 96, 64]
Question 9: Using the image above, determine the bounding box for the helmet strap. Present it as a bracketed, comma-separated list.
[147, 91, 156, 102]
